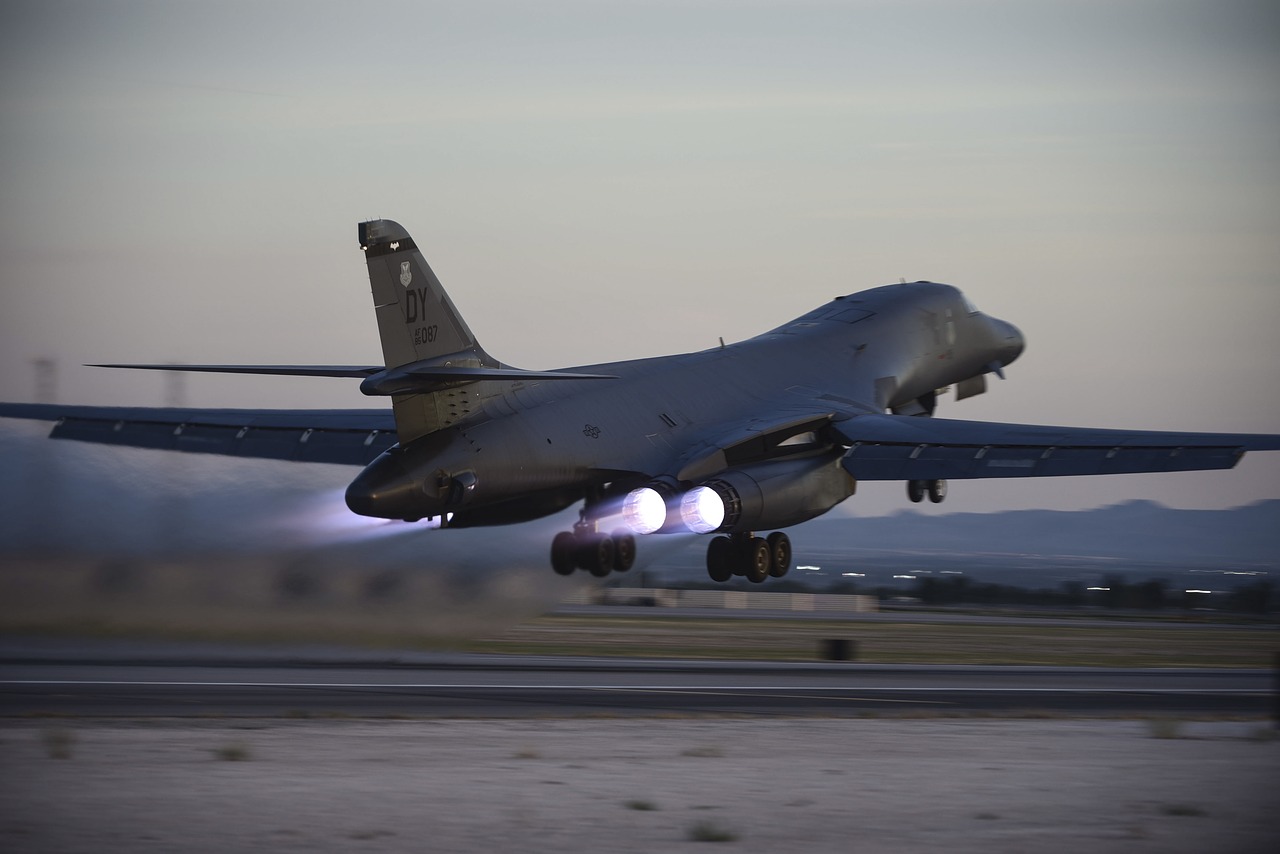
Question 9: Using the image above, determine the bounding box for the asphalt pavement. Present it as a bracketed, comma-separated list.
[1, 637, 1271, 718]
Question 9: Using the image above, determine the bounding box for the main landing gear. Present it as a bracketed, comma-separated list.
[907, 479, 947, 504]
[550, 518, 636, 578]
[705, 531, 791, 584]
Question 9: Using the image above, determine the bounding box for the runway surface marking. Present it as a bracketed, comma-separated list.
[593, 688, 954, 705]
[1, 680, 1263, 695]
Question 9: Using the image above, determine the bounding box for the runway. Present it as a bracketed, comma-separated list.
[1, 638, 1271, 717]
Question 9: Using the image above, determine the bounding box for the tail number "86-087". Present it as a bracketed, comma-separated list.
[414, 325, 439, 345]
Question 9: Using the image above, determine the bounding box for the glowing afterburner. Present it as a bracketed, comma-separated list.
[680, 486, 726, 534]
[621, 487, 667, 535]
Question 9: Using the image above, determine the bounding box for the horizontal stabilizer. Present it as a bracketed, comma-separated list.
[834, 413, 1280, 481]
[91, 364, 381, 378]
[88, 363, 616, 396]
[358, 363, 617, 396]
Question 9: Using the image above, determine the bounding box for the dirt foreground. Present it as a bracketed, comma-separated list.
[2, 718, 1277, 853]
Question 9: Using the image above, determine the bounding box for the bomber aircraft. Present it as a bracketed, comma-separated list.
[2, 219, 1278, 583]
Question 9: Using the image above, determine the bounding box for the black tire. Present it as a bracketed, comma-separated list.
[766, 532, 791, 577]
[706, 536, 733, 583]
[551, 532, 577, 575]
[579, 534, 615, 577]
[611, 531, 636, 572]
[744, 537, 770, 583]
[907, 479, 925, 503]
[927, 479, 947, 503]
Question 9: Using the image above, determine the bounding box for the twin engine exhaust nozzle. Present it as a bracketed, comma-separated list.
[621, 482, 734, 535]
[620, 451, 856, 537]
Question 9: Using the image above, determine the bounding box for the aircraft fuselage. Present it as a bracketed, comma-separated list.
[344, 282, 1024, 526]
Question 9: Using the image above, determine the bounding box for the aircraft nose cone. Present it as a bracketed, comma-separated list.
[992, 318, 1024, 367]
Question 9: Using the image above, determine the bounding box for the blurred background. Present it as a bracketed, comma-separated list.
[2, 1, 1277, 637]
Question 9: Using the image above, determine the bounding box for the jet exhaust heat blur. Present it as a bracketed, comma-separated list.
[2, 219, 1278, 585]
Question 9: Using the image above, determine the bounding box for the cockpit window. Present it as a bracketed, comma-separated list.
[962, 294, 981, 314]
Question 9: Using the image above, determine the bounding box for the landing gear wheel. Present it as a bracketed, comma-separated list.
[551, 532, 577, 576]
[907, 479, 925, 503]
[579, 534, 615, 577]
[766, 532, 792, 577]
[927, 479, 947, 503]
[706, 536, 733, 583]
[744, 537, 770, 584]
[611, 531, 636, 572]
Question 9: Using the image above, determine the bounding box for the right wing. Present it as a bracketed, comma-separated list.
[833, 413, 1280, 480]
[0, 403, 396, 465]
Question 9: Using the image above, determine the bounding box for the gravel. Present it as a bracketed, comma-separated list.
[2, 718, 1277, 853]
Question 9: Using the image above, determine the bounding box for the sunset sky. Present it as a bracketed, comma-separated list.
[2, 0, 1277, 516]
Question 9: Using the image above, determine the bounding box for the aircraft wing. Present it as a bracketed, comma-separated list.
[833, 413, 1280, 481]
[0, 403, 396, 465]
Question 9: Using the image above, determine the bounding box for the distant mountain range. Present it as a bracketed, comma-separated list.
[649, 500, 1280, 588]
[803, 499, 1280, 567]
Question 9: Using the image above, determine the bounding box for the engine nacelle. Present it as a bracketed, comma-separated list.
[680, 450, 855, 534]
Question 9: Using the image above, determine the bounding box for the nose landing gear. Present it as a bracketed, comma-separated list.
[907, 479, 947, 504]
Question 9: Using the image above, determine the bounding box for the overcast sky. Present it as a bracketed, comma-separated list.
[1, 0, 1277, 516]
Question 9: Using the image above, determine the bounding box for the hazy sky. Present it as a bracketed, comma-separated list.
[1, 0, 1277, 516]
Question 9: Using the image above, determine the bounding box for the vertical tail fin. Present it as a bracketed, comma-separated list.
[358, 219, 489, 369]
[358, 219, 497, 443]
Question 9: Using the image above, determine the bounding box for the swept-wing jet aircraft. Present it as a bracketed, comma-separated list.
[2, 219, 1277, 583]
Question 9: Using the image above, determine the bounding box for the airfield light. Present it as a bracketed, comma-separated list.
[622, 487, 667, 535]
[680, 486, 725, 534]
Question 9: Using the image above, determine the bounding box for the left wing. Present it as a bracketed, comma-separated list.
[0, 359, 619, 465]
[833, 414, 1280, 480]
[0, 403, 396, 465]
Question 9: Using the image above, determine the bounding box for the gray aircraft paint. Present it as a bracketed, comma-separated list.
[1, 219, 1277, 581]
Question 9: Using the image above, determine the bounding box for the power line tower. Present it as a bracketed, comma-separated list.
[32, 357, 57, 404]
[163, 364, 188, 409]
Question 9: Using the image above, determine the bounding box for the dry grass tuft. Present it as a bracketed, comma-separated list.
[687, 819, 738, 842]
[681, 745, 725, 758]
[1147, 718, 1183, 739]
[1160, 803, 1206, 817]
[213, 741, 251, 761]
[42, 727, 76, 759]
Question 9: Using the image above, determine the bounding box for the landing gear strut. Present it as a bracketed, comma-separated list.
[705, 531, 791, 584]
[907, 479, 947, 504]
[550, 507, 636, 577]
